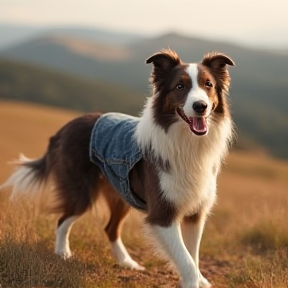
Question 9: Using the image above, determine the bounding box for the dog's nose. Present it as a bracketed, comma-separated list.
[192, 101, 208, 114]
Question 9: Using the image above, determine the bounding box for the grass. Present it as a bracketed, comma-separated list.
[0, 101, 288, 287]
[0, 196, 174, 288]
[242, 221, 288, 252]
[0, 201, 85, 288]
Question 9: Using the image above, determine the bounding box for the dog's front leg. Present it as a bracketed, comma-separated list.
[181, 212, 211, 288]
[150, 221, 199, 288]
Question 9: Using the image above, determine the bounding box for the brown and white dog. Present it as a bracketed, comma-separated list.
[1, 50, 235, 288]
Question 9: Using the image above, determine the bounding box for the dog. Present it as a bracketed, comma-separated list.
[1, 49, 235, 288]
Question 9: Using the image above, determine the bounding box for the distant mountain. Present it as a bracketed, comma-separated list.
[0, 24, 44, 50]
[0, 24, 143, 50]
[0, 31, 288, 158]
[44, 27, 143, 45]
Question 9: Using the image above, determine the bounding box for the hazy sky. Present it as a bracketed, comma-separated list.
[1, 0, 288, 48]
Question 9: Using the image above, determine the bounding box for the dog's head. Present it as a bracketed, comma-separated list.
[146, 49, 235, 135]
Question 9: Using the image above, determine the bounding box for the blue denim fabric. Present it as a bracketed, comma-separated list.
[89, 113, 147, 211]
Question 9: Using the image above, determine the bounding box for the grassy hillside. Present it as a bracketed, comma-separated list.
[0, 59, 144, 115]
[0, 101, 288, 287]
[0, 101, 79, 175]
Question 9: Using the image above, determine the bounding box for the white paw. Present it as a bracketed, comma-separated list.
[55, 249, 72, 260]
[199, 273, 212, 288]
[177, 278, 198, 288]
[120, 258, 145, 271]
[111, 238, 145, 271]
[177, 274, 211, 288]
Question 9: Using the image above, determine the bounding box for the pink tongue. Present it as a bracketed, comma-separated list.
[189, 117, 208, 135]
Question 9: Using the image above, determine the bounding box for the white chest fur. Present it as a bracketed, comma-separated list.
[136, 98, 233, 217]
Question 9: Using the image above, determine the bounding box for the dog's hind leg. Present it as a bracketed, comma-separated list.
[53, 187, 97, 259]
[55, 214, 80, 259]
[101, 178, 145, 270]
[52, 165, 101, 259]
[53, 172, 101, 259]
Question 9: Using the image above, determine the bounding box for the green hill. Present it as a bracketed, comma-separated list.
[0, 59, 144, 115]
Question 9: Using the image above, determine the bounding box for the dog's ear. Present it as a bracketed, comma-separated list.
[202, 52, 235, 93]
[146, 49, 182, 86]
[202, 52, 235, 69]
[146, 49, 181, 70]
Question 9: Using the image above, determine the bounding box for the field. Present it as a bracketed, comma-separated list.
[0, 100, 288, 288]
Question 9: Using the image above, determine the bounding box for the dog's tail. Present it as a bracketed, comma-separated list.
[0, 153, 50, 200]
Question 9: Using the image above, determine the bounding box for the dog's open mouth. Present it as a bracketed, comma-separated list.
[177, 107, 208, 136]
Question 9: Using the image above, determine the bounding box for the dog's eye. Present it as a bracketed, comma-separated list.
[176, 84, 184, 90]
[205, 81, 213, 88]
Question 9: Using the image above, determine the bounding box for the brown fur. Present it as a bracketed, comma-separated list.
[47, 114, 102, 217]
[100, 176, 131, 242]
[129, 159, 177, 227]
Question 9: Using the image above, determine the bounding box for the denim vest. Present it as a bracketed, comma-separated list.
[89, 113, 147, 211]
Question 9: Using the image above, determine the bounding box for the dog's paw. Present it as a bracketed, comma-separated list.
[120, 259, 145, 271]
[177, 278, 198, 288]
[177, 275, 211, 288]
[55, 249, 72, 260]
[199, 274, 212, 288]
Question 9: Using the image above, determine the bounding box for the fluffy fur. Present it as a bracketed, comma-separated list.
[1, 49, 235, 288]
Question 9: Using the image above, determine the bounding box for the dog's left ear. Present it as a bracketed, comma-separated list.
[202, 52, 235, 69]
[146, 49, 182, 86]
[202, 52, 235, 93]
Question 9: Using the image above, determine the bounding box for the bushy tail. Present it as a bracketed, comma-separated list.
[0, 153, 49, 200]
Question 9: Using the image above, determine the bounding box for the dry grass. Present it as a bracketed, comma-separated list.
[0, 101, 288, 287]
[200, 153, 288, 288]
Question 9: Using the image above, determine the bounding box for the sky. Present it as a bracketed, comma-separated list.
[1, 0, 288, 49]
